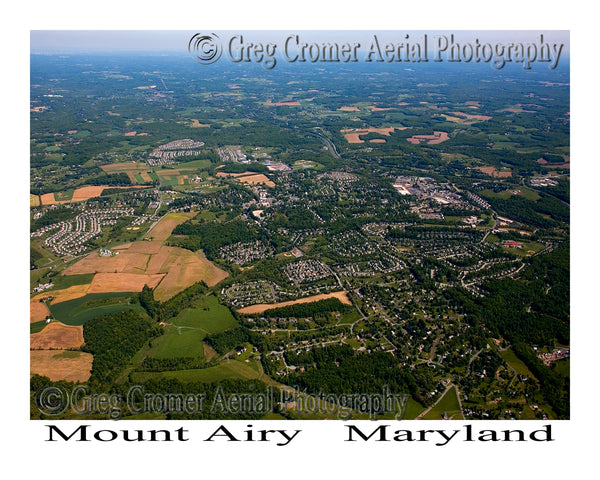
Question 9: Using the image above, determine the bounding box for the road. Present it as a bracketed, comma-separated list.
[310, 129, 341, 159]
[415, 384, 454, 420]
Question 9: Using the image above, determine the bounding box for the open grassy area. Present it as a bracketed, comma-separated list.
[175, 159, 212, 169]
[172, 295, 238, 333]
[502, 240, 545, 257]
[422, 386, 463, 420]
[485, 234, 500, 244]
[48, 292, 145, 326]
[150, 325, 207, 359]
[499, 348, 536, 378]
[147, 295, 238, 361]
[402, 397, 426, 420]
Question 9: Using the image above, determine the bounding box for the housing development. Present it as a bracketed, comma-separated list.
[30, 38, 569, 421]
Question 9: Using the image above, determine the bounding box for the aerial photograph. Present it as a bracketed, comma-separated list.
[29, 30, 570, 421]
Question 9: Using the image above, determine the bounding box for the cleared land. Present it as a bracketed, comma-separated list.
[31, 284, 91, 305]
[62, 212, 227, 301]
[48, 293, 145, 326]
[40, 185, 149, 205]
[100, 162, 148, 173]
[442, 112, 492, 124]
[475, 166, 512, 178]
[237, 291, 352, 314]
[407, 131, 450, 145]
[190, 119, 210, 127]
[30, 322, 84, 350]
[63, 245, 227, 301]
[217, 171, 275, 188]
[236, 174, 275, 187]
[145, 211, 197, 242]
[30, 301, 50, 323]
[30, 350, 92, 382]
[88, 272, 165, 293]
[153, 250, 229, 301]
[341, 127, 399, 144]
[266, 101, 301, 106]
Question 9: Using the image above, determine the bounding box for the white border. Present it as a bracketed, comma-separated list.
[4, 0, 597, 477]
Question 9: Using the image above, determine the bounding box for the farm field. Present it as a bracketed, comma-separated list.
[145, 211, 197, 242]
[61, 245, 227, 300]
[475, 167, 513, 178]
[173, 295, 238, 333]
[30, 301, 50, 323]
[341, 127, 400, 143]
[237, 291, 352, 314]
[48, 292, 145, 326]
[406, 131, 450, 145]
[150, 325, 208, 359]
[216, 171, 275, 187]
[31, 284, 92, 305]
[60, 211, 227, 301]
[30, 350, 93, 382]
[88, 272, 165, 293]
[149, 295, 238, 359]
[40, 185, 151, 205]
[30, 322, 84, 350]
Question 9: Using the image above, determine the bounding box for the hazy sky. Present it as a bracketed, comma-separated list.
[31, 30, 569, 55]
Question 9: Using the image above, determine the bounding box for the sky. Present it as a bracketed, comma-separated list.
[31, 30, 570, 55]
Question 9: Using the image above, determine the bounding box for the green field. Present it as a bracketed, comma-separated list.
[172, 295, 238, 333]
[150, 325, 207, 359]
[48, 292, 145, 326]
[175, 159, 212, 169]
[422, 386, 463, 420]
[131, 359, 261, 383]
[485, 234, 499, 244]
[159, 176, 179, 187]
[45, 273, 95, 291]
[402, 397, 426, 420]
[499, 349, 536, 378]
[148, 295, 238, 360]
[30, 320, 47, 334]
